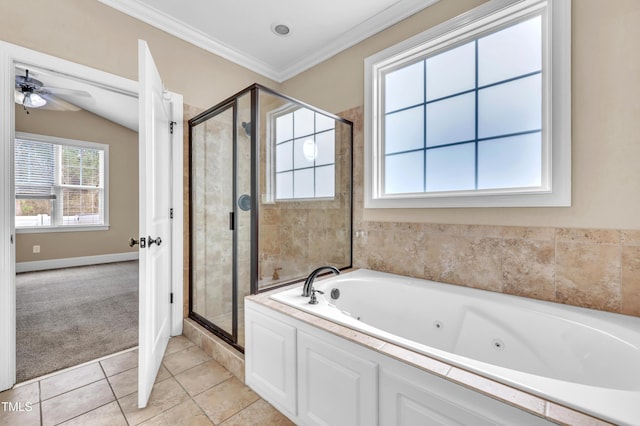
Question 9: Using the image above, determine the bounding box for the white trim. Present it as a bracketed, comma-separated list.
[16, 252, 139, 273]
[0, 40, 184, 392]
[97, 0, 440, 83]
[16, 225, 110, 234]
[98, 0, 277, 79]
[15, 131, 109, 151]
[0, 40, 16, 392]
[169, 94, 184, 337]
[364, 0, 571, 208]
[97, 0, 279, 80]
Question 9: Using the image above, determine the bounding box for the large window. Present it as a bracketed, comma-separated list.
[15, 132, 108, 231]
[274, 107, 336, 200]
[365, 0, 571, 208]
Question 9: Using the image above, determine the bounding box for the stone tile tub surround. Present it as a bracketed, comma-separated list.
[353, 224, 640, 317]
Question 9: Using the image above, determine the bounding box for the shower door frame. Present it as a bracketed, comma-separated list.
[188, 86, 258, 353]
[188, 83, 354, 350]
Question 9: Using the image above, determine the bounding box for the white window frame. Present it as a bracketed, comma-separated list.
[364, 0, 571, 208]
[15, 131, 109, 233]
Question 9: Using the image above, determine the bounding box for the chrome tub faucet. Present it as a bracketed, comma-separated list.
[302, 266, 340, 304]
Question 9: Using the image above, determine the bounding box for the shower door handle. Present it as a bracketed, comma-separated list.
[229, 212, 235, 231]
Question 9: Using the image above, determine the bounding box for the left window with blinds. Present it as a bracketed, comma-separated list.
[15, 132, 108, 231]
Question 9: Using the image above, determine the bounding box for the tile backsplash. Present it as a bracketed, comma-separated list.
[340, 106, 640, 318]
[352, 221, 640, 317]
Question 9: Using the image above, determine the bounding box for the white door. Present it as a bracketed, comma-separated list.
[137, 40, 173, 408]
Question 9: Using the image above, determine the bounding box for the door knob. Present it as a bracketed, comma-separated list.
[148, 236, 162, 247]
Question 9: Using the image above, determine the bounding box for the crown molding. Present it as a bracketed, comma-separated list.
[277, 0, 441, 81]
[98, 0, 281, 81]
[98, 0, 440, 83]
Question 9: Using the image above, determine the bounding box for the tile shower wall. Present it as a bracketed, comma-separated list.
[258, 95, 351, 287]
[342, 106, 640, 318]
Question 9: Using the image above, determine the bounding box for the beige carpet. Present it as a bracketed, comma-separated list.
[16, 261, 138, 382]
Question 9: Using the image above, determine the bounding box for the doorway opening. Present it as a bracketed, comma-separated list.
[12, 63, 140, 382]
[0, 40, 184, 399]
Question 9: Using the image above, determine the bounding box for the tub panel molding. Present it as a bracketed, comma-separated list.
[245, 299, 555, 425]
[379, 361, 548, 426]
[297, 331, 378, 426]
[245, 307, 297, 415]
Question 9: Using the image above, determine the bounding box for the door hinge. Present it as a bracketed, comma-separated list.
[170, 292, 174, 304]
[169, 121, 176, 134]
[229, 212, 235, 230]
[170, 208, 173, 219]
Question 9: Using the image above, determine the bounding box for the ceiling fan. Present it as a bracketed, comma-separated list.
[14, 68, 90, 112]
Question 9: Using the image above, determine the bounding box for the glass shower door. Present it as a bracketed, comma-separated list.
[190, 103, 236, 341]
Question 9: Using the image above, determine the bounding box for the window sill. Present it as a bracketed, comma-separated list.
[365, 186, 571, 208]
[275, 197, 336, 203]
[16, 225, 110, 234]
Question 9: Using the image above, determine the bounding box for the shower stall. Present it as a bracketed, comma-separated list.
[189, 84, 353, 350]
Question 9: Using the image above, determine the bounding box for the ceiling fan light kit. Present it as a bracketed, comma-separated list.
[23, 92, 47, 108]
[14, 68, 90, 112]
[15, 69, 48, 109]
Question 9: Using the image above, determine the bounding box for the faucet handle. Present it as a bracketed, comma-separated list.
[308, 289, 324, 305]
[272, 267, 282, 280]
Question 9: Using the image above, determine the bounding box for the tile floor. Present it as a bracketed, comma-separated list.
[0, 336, 294, 426]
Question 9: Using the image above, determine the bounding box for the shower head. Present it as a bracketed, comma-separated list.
[241, 121, 251, 137]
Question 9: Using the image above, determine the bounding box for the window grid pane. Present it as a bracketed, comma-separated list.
[275, 109, 336, 200]
[382, 15, 543, 195]
[62, 188, 102, 225]
[15, 138, 105, 228]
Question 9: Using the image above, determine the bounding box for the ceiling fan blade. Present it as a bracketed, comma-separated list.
[14, 90, 81, 112]
[42, 86, 91, 97]
[14, 89, 25, 104]
[39, 94, 82, 111]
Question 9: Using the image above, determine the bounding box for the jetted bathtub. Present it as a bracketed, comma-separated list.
[270, 269, 640, 425]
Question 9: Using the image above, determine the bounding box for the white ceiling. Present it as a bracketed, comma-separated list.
[16, 1, 440, 131]
[98, 0, 440, 82]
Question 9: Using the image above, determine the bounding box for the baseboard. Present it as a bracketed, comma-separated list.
[16, 252, 139, 273]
